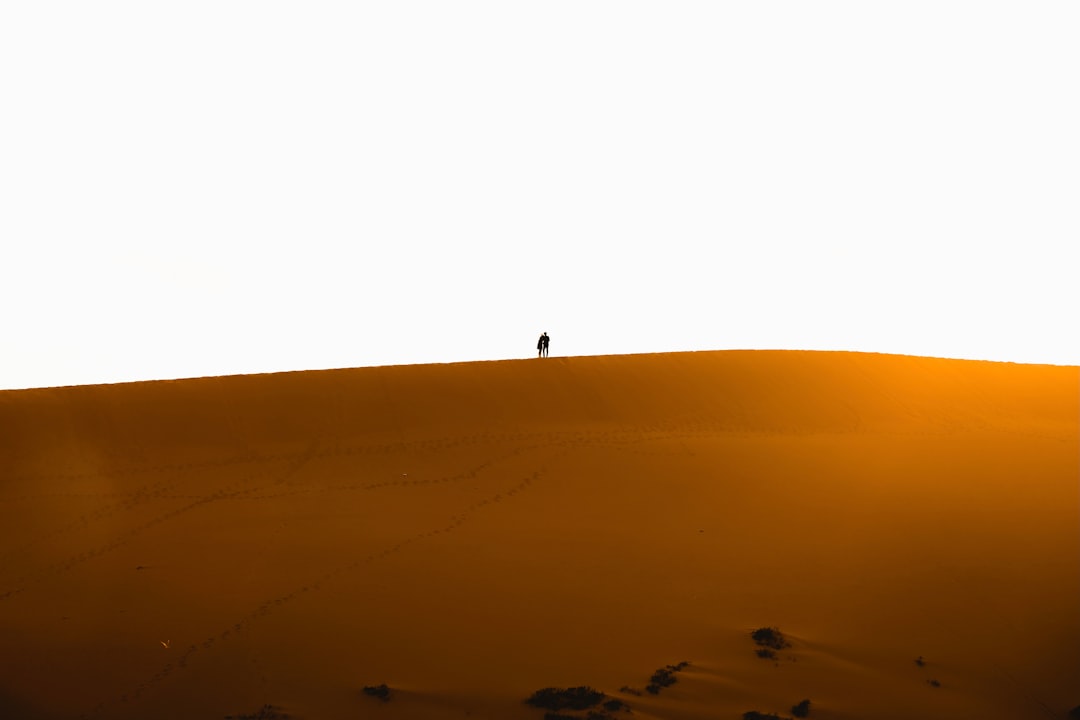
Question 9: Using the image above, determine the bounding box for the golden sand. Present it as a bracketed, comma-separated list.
[1, 351, 1077, 719]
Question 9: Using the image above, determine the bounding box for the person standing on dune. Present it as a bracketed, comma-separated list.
[537, 332, 549, 358]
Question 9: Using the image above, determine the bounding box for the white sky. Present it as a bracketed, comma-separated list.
[2, 2, 1078, 389]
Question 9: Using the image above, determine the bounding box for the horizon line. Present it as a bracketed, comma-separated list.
[4, 348, 1076, 394]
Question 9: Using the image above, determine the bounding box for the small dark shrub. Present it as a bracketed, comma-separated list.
[362, 684, 391, 701]
[646, 670, 673, 693]
[652, 669, 677, 687]
[619, 685, 642, 696]
[644, 661, 690, 695]
[751, 627, 790, 650]
[526, 686, 605, 711]
[756, 648, 777, 660]
[927, 679, 941, 688]
[743, 712, 786, 720]
[602, 698, 629, 712]
[791, 698, 811, 717]
[914, 655, 926, 667]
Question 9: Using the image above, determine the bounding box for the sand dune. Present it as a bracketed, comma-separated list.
[1, 350, 1077, 720]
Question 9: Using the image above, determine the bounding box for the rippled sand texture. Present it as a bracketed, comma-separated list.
[1, 351, 1077, 720]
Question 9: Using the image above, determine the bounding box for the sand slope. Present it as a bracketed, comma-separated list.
[1, 350, 1077, 720]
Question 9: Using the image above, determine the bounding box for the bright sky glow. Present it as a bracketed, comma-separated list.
[2, 2, 1078, 389]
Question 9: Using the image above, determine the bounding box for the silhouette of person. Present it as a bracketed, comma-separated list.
[537, 332, 549, 358]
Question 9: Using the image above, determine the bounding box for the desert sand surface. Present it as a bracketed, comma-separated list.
[1, 350, 1077, 720]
